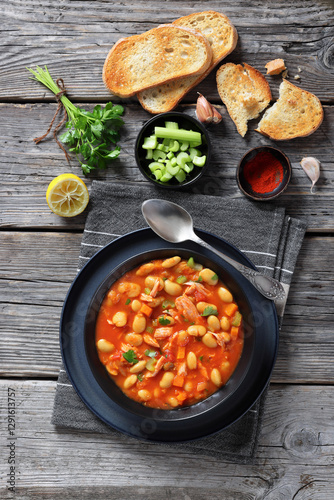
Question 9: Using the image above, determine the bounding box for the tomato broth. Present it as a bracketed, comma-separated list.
[95, 256, 244, 410]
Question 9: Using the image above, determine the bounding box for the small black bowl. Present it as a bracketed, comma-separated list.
[135, 112, 211, 189]
[237, 146, 291, 201]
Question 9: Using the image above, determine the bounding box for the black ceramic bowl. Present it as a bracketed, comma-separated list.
[135, 112, 211, 189]
[237, 146, 291, 201]
[60, 229, 278, 443]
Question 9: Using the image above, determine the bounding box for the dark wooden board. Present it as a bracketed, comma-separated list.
[0, 380, 333, 499]
[1, 0, 333, 103]
[1, 103, 333, 230]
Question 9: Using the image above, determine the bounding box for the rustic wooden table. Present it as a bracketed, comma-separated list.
[1, 1, 333, 498]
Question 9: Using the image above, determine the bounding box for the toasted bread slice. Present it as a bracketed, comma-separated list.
[216, 63, 272, 137]
[102, 24, 212, 98]
[137, 11, 238, 113]
[255, 79, 323, 140]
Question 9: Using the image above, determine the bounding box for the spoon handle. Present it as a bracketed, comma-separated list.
[193, 234, 286, 301]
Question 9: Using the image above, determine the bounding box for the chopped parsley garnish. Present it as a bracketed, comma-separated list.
[122, 349, 138, 364]
[199, 355, 204, 361]
[137, 374, 143, 382]
[158, 316, 171, 325]
[125, 298, 131, 305]
[202, 306, 218, 317]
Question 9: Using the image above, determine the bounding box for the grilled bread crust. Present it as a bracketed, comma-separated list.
[137, 11, 238, 113]
[255, 79, 324, 140]
[102, 24, 213, 98]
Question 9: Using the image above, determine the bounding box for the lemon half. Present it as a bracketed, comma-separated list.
[46, 174, 89, 217]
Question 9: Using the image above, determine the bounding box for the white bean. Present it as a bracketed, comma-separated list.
[162, 256, 181, 268]
[112, 311, 127, 327]
[207, 315, 220, 331]
[138, 389, 151, 401]
[97, 339, 115, 353]
[199, 268, 218, 285]
[131, 299, 142, 312]
[211, 368, 222, 387]
[132, 314, 146, 333]
[196, 302, 217, 314]
[159, 371, 174, 389]
[186, 351, 197, 370]
[218, 287, 233, 303]
[123, 374, 137, 389]
[220, 316, 231, 331]
[164, 279, 183, 296]
[187, 325, 207, 337]
[129, 360, 147, 373]
[202, 333, 218, 348]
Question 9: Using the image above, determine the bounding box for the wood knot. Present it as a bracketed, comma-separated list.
[284, 428, 320, 457]
[318, 39, 334, 71]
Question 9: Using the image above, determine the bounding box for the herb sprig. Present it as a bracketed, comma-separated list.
[27, 66, 124, 175]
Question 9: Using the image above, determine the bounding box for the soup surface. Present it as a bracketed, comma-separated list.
[95, 256, 243, 409]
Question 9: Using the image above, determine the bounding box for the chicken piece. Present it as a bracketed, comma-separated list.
[175, 295, 203, 324]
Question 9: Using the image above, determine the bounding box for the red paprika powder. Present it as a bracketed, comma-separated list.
[243, 150, 284, 194]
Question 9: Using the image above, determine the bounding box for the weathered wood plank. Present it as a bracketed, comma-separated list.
[1, 103, 333, 230]
[1, 0, 333, 102]
[0, 232, 333, 382]
[0, 380, 333, 499]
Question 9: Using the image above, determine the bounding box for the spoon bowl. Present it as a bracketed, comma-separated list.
[142, 199, 286, 302]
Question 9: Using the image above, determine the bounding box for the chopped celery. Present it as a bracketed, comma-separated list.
[148, 162, 163, 172]
[176, 152, 191, 167]
[183, 163, 194, 174]
[232, 311, 242, 327]
[152, 149, 166, 161]
[160, 171, 173, 182]
[166, 163, 180, 176]
[193, 155, 206, 167]
[142, 135, 157, 149]
[189, 147, 201, 161]
[180, 140, 189, 151]
[169, 140, 180, 152]
[141, 121, 207, 185]
[175, 170, 186, 183]
[187, 257, 202, 270]
[176, 275, 187, 284]
[154, 126, 202, 144]
[165, 121, 179, 129]
[153, 169, 163, 180]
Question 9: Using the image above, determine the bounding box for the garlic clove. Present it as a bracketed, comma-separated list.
[212, 106, 223, 124]
[300, 157, 320, 194]
[196, 93, 214, 124]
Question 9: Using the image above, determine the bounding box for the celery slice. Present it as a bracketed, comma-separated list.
[176, 152, 191, 167]
[180, 140, 189, 151]
[148, 161, 163, 172]
[169, 140, 180, 152]
[154, 127, 202, 144]
[145, 149, 153, 160]
[193, 155, 206, 167]
[142, 135, 157, 149]
[152, 149, 166, 161]
[175, 170, 186, 183]
[164, 121, 179, 129]
[189, 147, 201, 161]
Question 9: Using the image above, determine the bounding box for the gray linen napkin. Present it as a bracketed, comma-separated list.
[52, 180, 306, 463]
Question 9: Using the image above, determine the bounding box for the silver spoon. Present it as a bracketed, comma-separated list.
[142, 199, 286, 301]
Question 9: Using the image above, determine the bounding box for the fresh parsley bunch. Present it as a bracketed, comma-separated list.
[60, 102, 124, 175]
[27, 66, 124, 175]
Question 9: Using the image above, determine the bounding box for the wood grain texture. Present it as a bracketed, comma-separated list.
[0, 103, 333, 230]
[0, 380, 333, 499]
[1, 0, 333, 103]
[1, 232, 333, 382]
